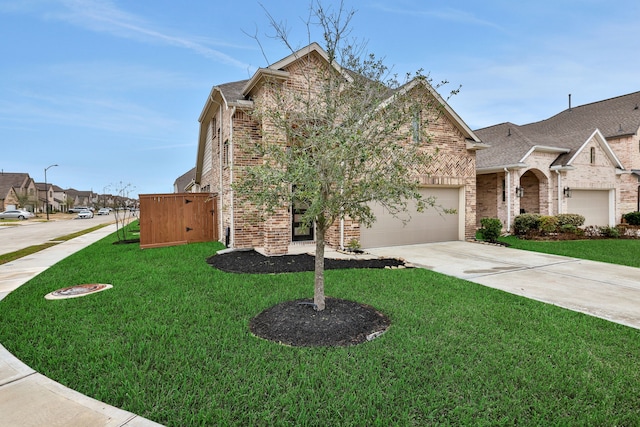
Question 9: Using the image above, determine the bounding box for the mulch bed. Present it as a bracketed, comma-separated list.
[208, 249, 402, 347]
[250, 297, 390, 347]
[206, 249, 406, 274]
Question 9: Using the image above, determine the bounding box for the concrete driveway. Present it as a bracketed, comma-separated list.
[368, 241, 640, 330]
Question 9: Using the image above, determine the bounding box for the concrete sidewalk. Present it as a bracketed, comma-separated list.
[0, 224, 163, 427]
[369, 241, 640, 330]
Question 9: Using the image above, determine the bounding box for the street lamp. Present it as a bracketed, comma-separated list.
[44, 164, 58, 220]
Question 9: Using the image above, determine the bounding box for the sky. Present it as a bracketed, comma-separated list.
[1, 0, 639, 196]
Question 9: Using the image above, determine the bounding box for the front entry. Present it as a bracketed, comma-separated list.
[292, 198, 314, 241]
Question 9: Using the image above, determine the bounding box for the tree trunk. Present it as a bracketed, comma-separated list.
[314, 227, 326, 311]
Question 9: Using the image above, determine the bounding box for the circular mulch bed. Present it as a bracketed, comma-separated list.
[250, 297, 391, 347]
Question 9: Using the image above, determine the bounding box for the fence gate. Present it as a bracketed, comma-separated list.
[139, 193, 218, 249]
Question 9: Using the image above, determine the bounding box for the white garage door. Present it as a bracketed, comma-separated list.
[567, 190, 610, 226]
[359, 187, 461, 248]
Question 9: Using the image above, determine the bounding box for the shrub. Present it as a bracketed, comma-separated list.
[599, 226, 620, 238]
[559, 224, 578, 234]
[513, 213, 541, 235]
[539, 216, 558, 234]
[556, 213, 585, 228]
[623, 211, 640, 226]
[479, 217, 502, 242]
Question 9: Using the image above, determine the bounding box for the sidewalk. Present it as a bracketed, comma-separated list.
[0, 224, 163, 427]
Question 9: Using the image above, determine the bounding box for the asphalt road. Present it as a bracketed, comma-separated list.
[0, 213, 121, 255]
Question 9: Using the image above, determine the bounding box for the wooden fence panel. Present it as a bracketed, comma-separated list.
[139, 193, 218, 249]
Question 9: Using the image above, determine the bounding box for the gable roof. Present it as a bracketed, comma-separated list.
[0, 172, 31, 199]
[195, 42, 485, 183]
[174, 167, 196, 192]
[476, 91, 640, 171]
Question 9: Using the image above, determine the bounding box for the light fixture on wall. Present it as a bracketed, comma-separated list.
[563, 187, 572, 198]
[515, 186, 524, 197]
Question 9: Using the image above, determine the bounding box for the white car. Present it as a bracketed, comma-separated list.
[0, 209, 35, 220]
[77, 209, 94, 219]
[97, 208, 110, 215]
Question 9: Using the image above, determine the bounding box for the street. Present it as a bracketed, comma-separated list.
[0, 213, 120, 255]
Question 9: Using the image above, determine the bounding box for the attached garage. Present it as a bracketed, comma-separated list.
[567, 189, 612, 227]
[359, 187, 462, 248]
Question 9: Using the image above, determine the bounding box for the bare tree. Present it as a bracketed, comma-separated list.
[111, 182, 137, 242]
[234, 1, 456, 310]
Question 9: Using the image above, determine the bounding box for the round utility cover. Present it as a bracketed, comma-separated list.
[45, 284, 113, 300]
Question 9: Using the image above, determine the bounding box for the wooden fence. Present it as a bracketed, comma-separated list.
[139, 193, 218, 249]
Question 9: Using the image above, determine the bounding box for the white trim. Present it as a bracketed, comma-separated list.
[565, 129, 625, 169]
[518, 145, 570, 163]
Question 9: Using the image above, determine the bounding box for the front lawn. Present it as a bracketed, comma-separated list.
[1, 231, 640, 425]
[500, 236, 640, 268]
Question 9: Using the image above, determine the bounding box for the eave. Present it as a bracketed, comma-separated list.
[476, 163, 528, 174]
[242, 68, 290, 98]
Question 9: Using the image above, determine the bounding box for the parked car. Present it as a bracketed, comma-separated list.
[0, 209, 35, 220]
[76, 209, 94, 219]
[69, 206, 89, 213]
[97, 208, 110, 215]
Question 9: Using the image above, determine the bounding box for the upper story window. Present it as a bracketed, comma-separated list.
[590, 147, 596, 164]
[412, 110, 422, 142]
[223, 140, 229, 166]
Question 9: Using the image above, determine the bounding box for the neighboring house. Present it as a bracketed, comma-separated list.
[52, 185, 68, 212]
[173, 167, 197, 193]
[475, 92, 640, 230]
[194, 42, 484, 254]
[66, 188, 94, 209]
[0, 172, 37, 212]
[35, 182, 58, 213]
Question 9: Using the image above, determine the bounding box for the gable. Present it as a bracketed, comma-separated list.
[556, 129, 623, 169]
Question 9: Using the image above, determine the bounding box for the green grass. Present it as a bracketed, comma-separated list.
[1, 230, 640, 425]
[500, 236, 640, 268]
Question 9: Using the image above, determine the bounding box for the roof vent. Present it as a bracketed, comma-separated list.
[635, 103, 639, 110]
[618, 124, 624, 132]
[507, 128, 511, 136]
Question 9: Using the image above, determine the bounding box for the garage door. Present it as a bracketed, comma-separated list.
[359, 187, 461, 248]
[567, 190, 610, 226]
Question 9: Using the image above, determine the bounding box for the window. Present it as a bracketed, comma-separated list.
[590, 147, 596, 164]
[412, 110, 422, 142]
[501, 179, 506, 202]
[223, 140, 229, 166]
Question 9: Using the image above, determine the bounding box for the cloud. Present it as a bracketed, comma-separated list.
[370, 2, 504, 31]
[30, 0, 253, 69]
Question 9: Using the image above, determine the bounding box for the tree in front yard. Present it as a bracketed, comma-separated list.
[234, 2, 456, 311]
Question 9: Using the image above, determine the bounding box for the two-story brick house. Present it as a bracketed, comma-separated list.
[0, 172, 37, 212]
[194, 42, 485, 254]
[475, 92, 640, 230]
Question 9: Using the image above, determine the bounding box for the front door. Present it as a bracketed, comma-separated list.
[292, 198, 314, 241]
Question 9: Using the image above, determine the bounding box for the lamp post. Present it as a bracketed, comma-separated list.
[44, 164, 58, 220]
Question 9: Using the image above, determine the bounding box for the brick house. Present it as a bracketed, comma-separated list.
[475, 92, 640, 230]
[194, 43, 485, 254]
[0, 172, 37, 212]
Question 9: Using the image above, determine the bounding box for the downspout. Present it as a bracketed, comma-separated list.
[339, 186, 344, 249]
[555, 170, 562, 214]
[209, 95, 224, 243]
[504, 168, 511, 231]
[218, 103, 224, 243]
[229, 106, 236, 247]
